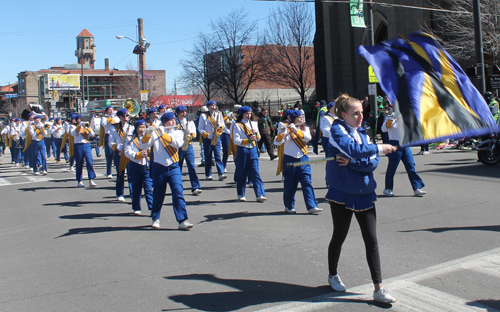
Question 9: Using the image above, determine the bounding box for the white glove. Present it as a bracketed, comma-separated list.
[290, 124, 298, 133]
[144, 127, 154, 136]
[157, 126, 165, 136]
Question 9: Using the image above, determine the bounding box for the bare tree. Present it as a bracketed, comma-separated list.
[116, 62, 165, 105]
[179, 33, 220, 102]
[264, 3, 315, 105]
[426, 0, 500, 65]
[209, 9, 266, 104]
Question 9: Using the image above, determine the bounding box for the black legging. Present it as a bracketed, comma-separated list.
[328, 202, 382, 284]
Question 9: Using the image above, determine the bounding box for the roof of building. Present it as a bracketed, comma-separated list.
[77, 28, 94, 38]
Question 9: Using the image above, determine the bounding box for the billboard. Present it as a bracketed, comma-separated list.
[48, 74, 80, 89]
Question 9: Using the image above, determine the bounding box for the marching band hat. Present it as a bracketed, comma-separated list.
[285, 109, 293, 117]
[105, 105, 113, 111]
[55, 117, 61, 122]
[10, 117, 15, 121]
[206, 100, 216, 107]
[49, 117, 55, 121]
[158, 104, 166, 110]
[14, 117, 21, 122]
[175, 105, 187, 114]
[237, 106, 252, 115]
[289, 110, 302, 120]
[327, 102, 335, 110]
[134, 119, 146, 129]
[147, 107, 157, 114]
[34, 114, 43, 119]
[160, 112, 175, 124]
[28, 112, 35, 118]
[116, 108, 129, 117]
[74, 114, 82, 120]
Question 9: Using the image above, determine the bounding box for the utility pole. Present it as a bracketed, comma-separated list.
[138, 18, 146, 92]
[366, 0, 377, 115]
[473, 0, 486, 94]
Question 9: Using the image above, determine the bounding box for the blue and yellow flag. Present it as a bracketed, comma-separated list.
[357, 31, 498, 146]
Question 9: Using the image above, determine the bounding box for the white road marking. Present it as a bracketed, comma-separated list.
[257, 247, 500, 312]
[0, 178, 12, 185]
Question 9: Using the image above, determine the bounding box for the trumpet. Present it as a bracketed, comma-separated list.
[43, 124, 51, 130]
[278, 122, 306, 131]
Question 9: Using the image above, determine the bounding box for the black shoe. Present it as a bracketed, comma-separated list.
[270, 155, 278, 160]
[212, 160, 215, 166]
[198, 162, 205, 167]
[97, 154, 102, 157]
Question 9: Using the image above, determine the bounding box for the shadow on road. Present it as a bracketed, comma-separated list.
[419, 161, 500, 179]
[467, 299, 500, 311]
[199, 211, 297, 223]
[400, 225, 500, 233]
[55, 225, 173, 238]
[59, 212, 142, 220]
[43, 200, 126, 207]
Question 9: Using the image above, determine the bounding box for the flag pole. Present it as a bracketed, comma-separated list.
[473, 0, 486, 95]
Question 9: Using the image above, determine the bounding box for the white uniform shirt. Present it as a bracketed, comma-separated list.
[274, 123, 312, 158]
[177, 118, 196, 137]
[146, 117, 161, 128]
[198, 111, 225, 139]
[109, 123, 134, 152]
[71, 125, 95, 144]
[91, 117, 100, 134]
[101, 114, 120, 135]
[20, 121, 32, 139]
[232, 119, 260, 149]
[124, 136, 147, 166]
[10, 124, 21, 141]
[139, 128, 184, 168]
[51, 123, 64, 139]
[320, 114, 336, 140]
[28, 123, 47, 142]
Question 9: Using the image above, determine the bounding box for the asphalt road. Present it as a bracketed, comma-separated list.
[0, 144, 499, 312]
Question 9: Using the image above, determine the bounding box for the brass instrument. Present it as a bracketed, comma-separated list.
[211, 109, 223, 146]
[123, 98, 141, 125]
[43, 124, 51, 130]
[179, 120, 193, 151]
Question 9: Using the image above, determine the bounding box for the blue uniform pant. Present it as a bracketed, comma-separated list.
[51, 136, 57, 158]
[385, 140, 425, 191]
[74, 143, 96, 182]
[113, 151, 132, 198]
[202, 137, 224, 177]
[220, 133, 230, 170]
[128, 161, 153, 212]
[94, 136, 101, 156]
[53, 138, 62, 162]
[178, 144, 201, 191]
[151, 162, 188, 223]
[104, 134, 113, 176]
[62, 142, 69, 162]
[234, 146, 265, 198]
[23, 140, 31, 167]
[31, 140, 47, 172]
[282, 154, 317, 210]
[45, 137, 53, 158]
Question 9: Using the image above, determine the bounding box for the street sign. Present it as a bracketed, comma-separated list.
[368, 66, 379, 83]
[368, 84, 377, 95]
[140, 90, 148, 102]
[5, 94, 17, 98]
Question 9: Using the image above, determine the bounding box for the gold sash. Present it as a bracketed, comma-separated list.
[156, 129, 179, 163]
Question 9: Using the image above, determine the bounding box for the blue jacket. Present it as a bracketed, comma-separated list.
[326, 119, 380, 195]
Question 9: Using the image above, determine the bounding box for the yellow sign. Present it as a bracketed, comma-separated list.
[368, 66, 379, 83]
[48, 74, 80, 89]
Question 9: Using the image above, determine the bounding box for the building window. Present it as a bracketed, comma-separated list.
[91, 78, 95, 82]
[104, 77, 108, 81]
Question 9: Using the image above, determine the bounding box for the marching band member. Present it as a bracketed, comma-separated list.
[175, 105, 202, 195]
[28, 115, 48, 175]
[51, 118, 65, 163]
[158, 104, 167, 115]
[20, 112, 35, 170]
[90, 114, 101, 157]
[197, 100, 227, 181]
[139, 112, 193, 230]
[124, 120, 153, 214]
[71, 115, 97, 188]
[274, 110, 322, 214]
[1, 118, 13, 161]
[66, 115, 77, 171]
[9, 118, 23, 166]
[232, 106, 266, 202]
[221, 109, 232, 172]
[109, 108, 134, 202]
[44, 117, 54, 159]
[319, 102, 337, 158]
[146, 107, 161, 127]
[100, 106, 119, 179]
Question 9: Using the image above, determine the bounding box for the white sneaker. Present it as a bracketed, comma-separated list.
[117, 196, 125, 202]
[224, 168, 227, 173]
[383, 189, 394, 197]
[89, 180, 97, 188]
[70, 166, 75, 171]
[34, 171, 40, 176]
[373, 288, 396, 303]
[42, 171, 48, 175]
[422, 151, 429, 155]
[285, 207, 296, 214]
[218, 174, 227, 181]
[192, 189, 202, 195]
[152, 219, 160, 228]
[178, 220, 194, 230]
[24, 165, 30, 169]
[414, 189, 427, 196]
[107, 174, 113, 179]
[308, 207, 323, 214]
[133, 210, 141, 215]
[77, 181, 85, 187]
[15, 163, 19, 167]
[206, 175, 213, 180]
[256, 196, 267, 202]
[328, 274, 346, 292]
[238, 195, 246, 202]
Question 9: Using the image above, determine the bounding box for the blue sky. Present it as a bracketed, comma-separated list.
[0, 0, 313, 94]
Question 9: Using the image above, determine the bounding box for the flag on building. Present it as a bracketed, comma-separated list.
[357, 31, 498, 146]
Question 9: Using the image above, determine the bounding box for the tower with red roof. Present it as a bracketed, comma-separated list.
[75, 28, 96, 69]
